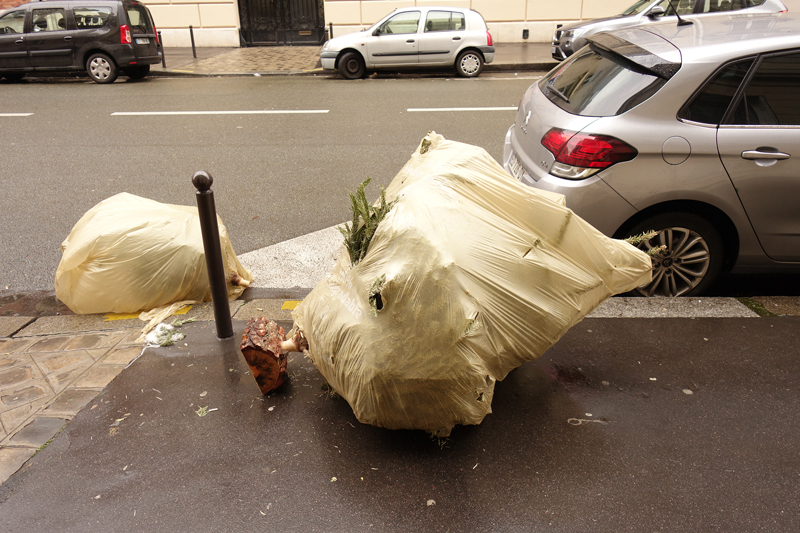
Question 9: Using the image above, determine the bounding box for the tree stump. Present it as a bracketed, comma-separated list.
[240, 318, 288, 394]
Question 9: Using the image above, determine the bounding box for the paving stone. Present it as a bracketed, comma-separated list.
[26, 336, 71, 353]
[0, 398, 49, 435]
[235, 299, 294, 321]
[0, 316, 33, 337]
[0, 338, 35, 354]
[0, 352, 31, 371]
[63, 331, 126, 351]
[102, 346, 143, 365]
[0, 384, 50, 411]
[0, 365, 37, 391]
[183, 300, 244, 321]
[0, 447, 35, 485]
[73, 365, 126, 389]
[35, 353, 96, 393]
[9, 416, 68, 447]
[43, 389, 100, 417]
[15, 315, 141, 337]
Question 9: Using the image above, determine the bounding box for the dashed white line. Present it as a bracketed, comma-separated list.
[111, 110, 329, 116]
[407, 107, 517, 112]
[0, 113, 33, 117]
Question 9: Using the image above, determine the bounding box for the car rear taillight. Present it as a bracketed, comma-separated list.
[486, 31, 493, 46]
[541, 128, 637, 179]
[121, 24, 132, 44]
[154, 25, 159, 44]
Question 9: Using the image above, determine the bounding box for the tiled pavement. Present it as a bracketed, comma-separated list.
[0, 298, 298, 485]
[162, 46, 322, 74]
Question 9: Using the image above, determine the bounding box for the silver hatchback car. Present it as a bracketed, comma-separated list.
[320, 7, 494, 79]
[551, 0, 787, 60]
[504, 13, 800, 297]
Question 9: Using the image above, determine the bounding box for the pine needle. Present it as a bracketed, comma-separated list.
[338, 178, 397, 265]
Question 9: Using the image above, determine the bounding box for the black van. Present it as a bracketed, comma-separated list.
[0, 0, 161, 83]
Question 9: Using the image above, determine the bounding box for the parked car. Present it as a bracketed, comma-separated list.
[504, 12, 800, 297]
[320, 6, 494, 79]
[551, 0, 787, 60]
[0, 0, 161, 83]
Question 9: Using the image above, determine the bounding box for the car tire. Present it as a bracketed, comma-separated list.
[339, 51, 366, 80]
[124, 65, 150, 80]
[86, 53, 118, 84]
[2, 72, 25, 82]
[627, 212, 724, 297]
[456, 50, 483, 78]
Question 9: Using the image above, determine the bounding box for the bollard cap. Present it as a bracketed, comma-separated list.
[192, 171, 213, 191]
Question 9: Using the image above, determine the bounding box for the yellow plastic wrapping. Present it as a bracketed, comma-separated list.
[293, 133, 652, 436]
[55, 192, 253, 315]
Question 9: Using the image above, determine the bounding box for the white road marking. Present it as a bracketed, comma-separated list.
[111, 110, 329, 116]
[407, 107, 517, 112]
[0, 113, 33, 117]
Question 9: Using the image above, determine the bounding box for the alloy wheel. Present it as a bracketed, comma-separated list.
[635, 227, 711, 297]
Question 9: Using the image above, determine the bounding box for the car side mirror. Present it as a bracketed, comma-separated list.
[647, 6, 666, 17]
[372, 28, 381, 36]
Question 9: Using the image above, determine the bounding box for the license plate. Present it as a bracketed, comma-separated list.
[136, 38, 149, 44]
[508, 153, 531, 183]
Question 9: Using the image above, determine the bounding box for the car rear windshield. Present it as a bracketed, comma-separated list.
[539, 45, 667, 117]
[126, 4, 153, 34]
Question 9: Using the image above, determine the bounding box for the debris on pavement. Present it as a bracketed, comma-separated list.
[291, 132, 653, 437]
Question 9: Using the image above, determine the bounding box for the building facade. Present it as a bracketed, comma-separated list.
[1, 0, 629, 47]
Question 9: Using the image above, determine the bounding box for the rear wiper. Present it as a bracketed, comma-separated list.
[547, 84, 570, 104]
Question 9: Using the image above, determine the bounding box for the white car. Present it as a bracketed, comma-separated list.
[320, 7, 494, 79]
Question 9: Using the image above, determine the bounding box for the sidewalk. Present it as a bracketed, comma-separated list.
[1, 287, 794, 488]
[2, 289, 799, 530]
[150, 42, 558, 77]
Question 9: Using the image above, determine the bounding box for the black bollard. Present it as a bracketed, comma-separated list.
[329, 22, 333, 39]
[159, 31, 166, 68]
[189, 25, 197, 58]
[192, 171, 234, 340]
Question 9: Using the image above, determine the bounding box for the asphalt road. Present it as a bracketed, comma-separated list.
[0, 75, 535, 292]
[1, 74, 797, 296]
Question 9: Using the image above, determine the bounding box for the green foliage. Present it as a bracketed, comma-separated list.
[624, 230, 667, 257]
[339, 178, 397, 266]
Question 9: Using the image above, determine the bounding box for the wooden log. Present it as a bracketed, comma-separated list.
[240, 318, 288, 394]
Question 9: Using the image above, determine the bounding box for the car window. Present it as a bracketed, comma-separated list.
[681, 59, 753, 124]
[0, 10, 26, 34]
[539, 46, 667, 117]
[126, 4, 154, 33]
[424, 11, 465, 32]
[621, 0, 657, 16]
[32, 8, 67, 32]
[74, 7, 112, 29]
[729, 52, 800, 125]
[695, 0, 766, 12]
[379, 11, 421, 35]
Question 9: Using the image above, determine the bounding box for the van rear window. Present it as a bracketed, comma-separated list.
[74, 7, 111, 29]
[126, 5, 153, 34]
[539, 46, 666, 117]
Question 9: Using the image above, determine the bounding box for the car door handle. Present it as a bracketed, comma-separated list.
[741, 150, 790, 160]
[15, 39, 23, 45]
[452, 37, 461, 41]
[64, 36, 72, 41]
[406, 39, 415, 43]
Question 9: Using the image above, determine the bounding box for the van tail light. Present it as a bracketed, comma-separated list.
[486, 31, 493, 46]
[120, 24, 132, 44]
[154, 25, 159, 44]
[541, 128, 637, 179]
